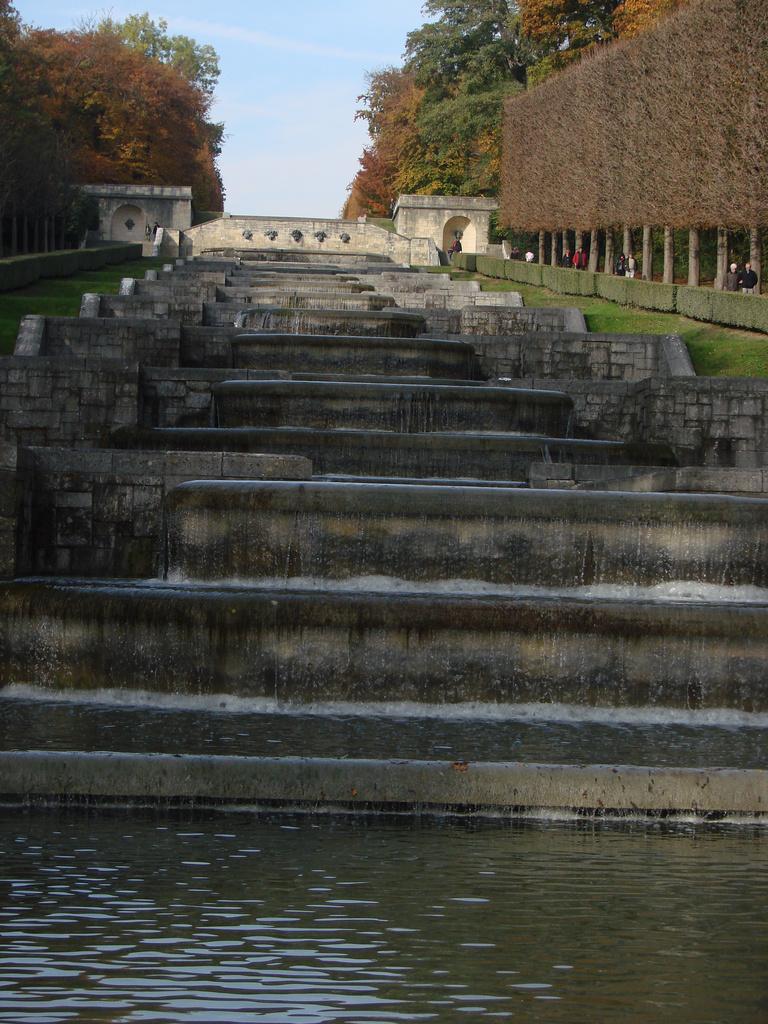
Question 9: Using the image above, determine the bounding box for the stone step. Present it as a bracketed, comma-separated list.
[230, 332, 480, 378]
[217, 291, 398, 311]
[111, 427, 673, 479]
[212, 380, 573, 434]
[3, 580, 768, 711]
[4, 689, 767, 769]
[165, 479, 768, 588]
[228, 306, 426, 336]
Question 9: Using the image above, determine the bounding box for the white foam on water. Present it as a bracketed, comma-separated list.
[159, 573, 768, 604]
[4, 684, 768, 729]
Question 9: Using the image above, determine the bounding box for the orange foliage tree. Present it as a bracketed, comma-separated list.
[21, 26, 223, 210]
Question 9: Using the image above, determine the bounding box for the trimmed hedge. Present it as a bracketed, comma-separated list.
[596, 275, 630, 305]
[452, 253, 476, 272]
[0, 244, 143, 293]
[504, 260, 543, 287]
[675, 286, 712, 322]
[445, 254, 768, 334]
[624, 279, 677, 312]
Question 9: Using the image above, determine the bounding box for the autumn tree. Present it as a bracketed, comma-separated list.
[20, 24, 224, 210]
[97, 12, 220, 96]
[344, 1, 533, 215]
[520, 0, 689, 80]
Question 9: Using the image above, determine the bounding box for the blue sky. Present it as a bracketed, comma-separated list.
[16, 0, 425, 216]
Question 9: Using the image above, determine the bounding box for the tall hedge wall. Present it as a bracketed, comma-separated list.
[0, 244, 143, 293]
[502, 0, 768, 231]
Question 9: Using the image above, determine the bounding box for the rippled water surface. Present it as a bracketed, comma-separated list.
[1, 810, 766, 1023]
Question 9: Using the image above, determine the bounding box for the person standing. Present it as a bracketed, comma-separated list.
[525, 249, 535, 263]
[615, 254, 626, 276]
[561, 248, 572, 268]
[626, 253, 637, 278]
[739, 262, 758, 294]
[725, 263, 740, 291]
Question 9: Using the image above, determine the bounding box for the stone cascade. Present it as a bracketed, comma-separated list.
[2, 248, 768, 816]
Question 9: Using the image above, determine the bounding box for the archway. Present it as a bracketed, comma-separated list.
[442, 215, 475, 253]
[110, 204, 148, 243]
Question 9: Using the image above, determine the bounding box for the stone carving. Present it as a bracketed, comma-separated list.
[241, 229, 253, 240]
[264, 229, 278, 240]
[314, 230, 328, 242]
[339, 232, 351, 243]
[124, 218, 135, 230]
[291, 229, 303, 242]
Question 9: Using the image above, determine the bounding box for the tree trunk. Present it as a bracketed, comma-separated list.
[623, 225, 632, 257]
[750, 226, 762, 295]
[588, 229, 599, 271]
[604, 229, 614, 274]
[33, 218, 39, 253]
[22, 214, 28, 254]
[11, 214, 18, 257]
[551, 230, 559, 267]
[642, 226, 652, 280]
[687, 228, 700, 287]
[715, 227, 728, 289]
[663, 226, 674, 284]
[574, 229, 583, 252]
[538, 230, 546, 265]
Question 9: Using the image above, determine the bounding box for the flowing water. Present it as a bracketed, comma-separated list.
[0, 809, 766, 1023]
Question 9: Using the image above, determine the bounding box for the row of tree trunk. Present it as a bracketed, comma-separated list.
[535, 225, 762, 294]
[0, 215, 69, 259]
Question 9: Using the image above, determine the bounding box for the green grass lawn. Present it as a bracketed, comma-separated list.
[423, 267, 768, 377]
[0, 257, 168, 355]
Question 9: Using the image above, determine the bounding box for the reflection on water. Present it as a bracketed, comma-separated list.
[2, 692, 767, 769]
[0, 810, 766, 1023]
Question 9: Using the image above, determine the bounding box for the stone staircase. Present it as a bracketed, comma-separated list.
[1, 250, 767, 817]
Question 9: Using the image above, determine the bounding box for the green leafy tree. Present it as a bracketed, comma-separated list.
[97, 12, 220, 95]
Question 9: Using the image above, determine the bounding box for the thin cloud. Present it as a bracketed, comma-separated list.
[168, 16, 397, 62]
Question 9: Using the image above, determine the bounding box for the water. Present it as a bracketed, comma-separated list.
[2, 689, 768, 770]
[0, 810, 766, 1023]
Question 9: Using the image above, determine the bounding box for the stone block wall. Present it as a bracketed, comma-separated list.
[0, 357, 139, 449]
[19, 447, 312, 578]
[0, 445, 19, 577]
[34, 317, 182, 367]
[180, 216, 435, 265]
[473, 331, 670, 382]
[496, 376, 768, 467]
[140, 368, 289, 428]
[180, 325, 241, 368]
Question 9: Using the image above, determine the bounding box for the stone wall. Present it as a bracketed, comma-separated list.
[0, 445, 19, 577]
[180, 216, 438, 265]
[497, 376, 768, 467]
[140, 368, 289, 428]
[471, 331, 691, 382]
[17, 317, 182, 367]
[18, 447, 311, 578]
[83, 184, 193, 245]
[0, 357, 139, 449]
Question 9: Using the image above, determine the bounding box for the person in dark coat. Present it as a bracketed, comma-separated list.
[615, 254, 626, 276]
[739, 262, 758, 294]
[561, 249, 572, 268]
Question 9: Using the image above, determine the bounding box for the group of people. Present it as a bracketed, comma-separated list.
[560, 247, 590, 270]
[614, 253, 638, 277]
[725, 262, 759, 294]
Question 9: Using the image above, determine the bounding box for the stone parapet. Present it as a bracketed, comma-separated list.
[18, 446, 311, 577]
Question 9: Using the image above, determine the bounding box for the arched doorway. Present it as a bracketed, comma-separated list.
[443, 215, 476, 253]
[110, 204, 148, 242]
